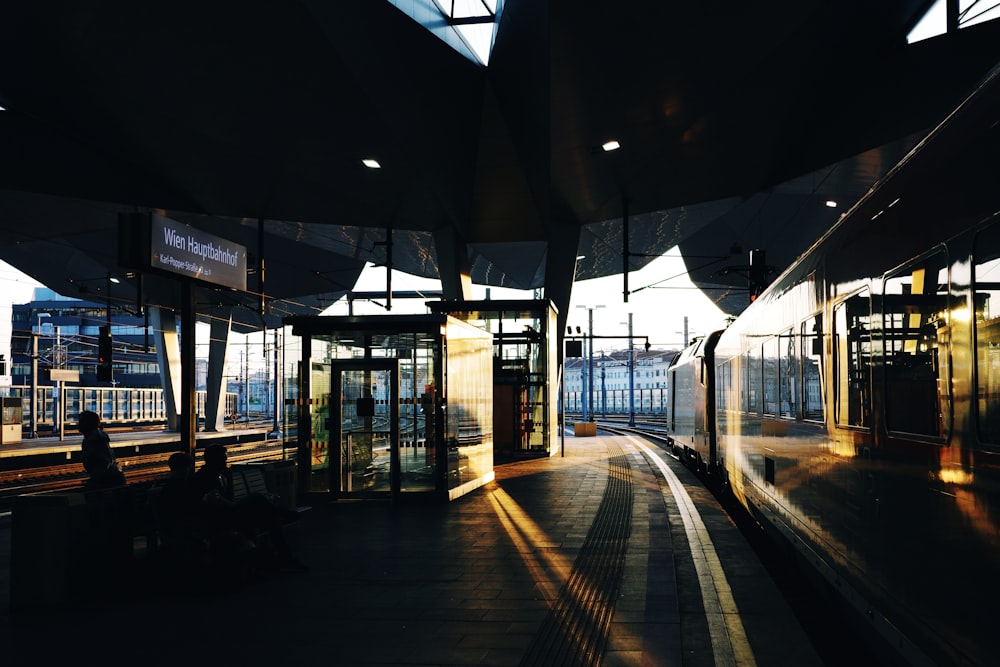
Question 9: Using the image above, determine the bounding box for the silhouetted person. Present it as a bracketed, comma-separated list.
[77, 410, 126, 489]
[154, 453, 199, 537]
[191, 444, 306, 571]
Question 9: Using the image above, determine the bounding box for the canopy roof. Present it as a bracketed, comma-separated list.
[1, 1, 997, 328]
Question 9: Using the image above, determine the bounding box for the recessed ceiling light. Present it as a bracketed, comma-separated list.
[602, 140, 621, 152]
[825, 200, 837, 208]
[362, 159, 381, 169]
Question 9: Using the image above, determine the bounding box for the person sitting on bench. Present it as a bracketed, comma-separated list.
[190, 444, 306, 572]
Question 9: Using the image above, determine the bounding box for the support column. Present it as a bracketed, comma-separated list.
[296, 334, 312, 499]
[180, 282, 197, 456]
[544, 217, 582, 340]
[433, 226, 473, 300]
[205, 309, 232, 431]
[150, 306, 181, 431]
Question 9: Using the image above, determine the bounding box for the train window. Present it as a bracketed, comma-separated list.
[801, 316, 824, 422]
[747, 345, 762, 414]
[669, 368, 677, 431]
[974, 223, 1000, 444]
[834, 290, 872, 428]
[763, 337, 779, 416]
[780, 329, 798, 419]
[717, 359, 731, 413]
[882, 252, 951, 438]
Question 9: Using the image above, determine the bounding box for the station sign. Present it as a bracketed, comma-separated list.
[48, 369, 80, 382]
[119, 212, 248, 291]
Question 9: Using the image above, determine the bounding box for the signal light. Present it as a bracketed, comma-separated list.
[97, 326, 113, 381]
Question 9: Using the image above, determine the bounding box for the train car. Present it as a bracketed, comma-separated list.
[666, 331, 721, 473]
[710, 62, 1000, 666]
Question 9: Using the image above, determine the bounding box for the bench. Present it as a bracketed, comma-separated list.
[232, 465, 270, 500]
[231, 461, 299, 512]
[125, 461, 298, 565]
[10, 462, 301, 607]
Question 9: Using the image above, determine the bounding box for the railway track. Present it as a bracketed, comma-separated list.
[0, 439, 291, 512]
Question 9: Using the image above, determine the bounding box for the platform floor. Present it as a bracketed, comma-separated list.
[0, 433, 823, 666]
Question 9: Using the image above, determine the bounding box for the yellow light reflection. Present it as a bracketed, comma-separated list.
[936, 449, 1000, 551]
[486, 485, 571, 602]
[950, 306, 971, 323]
[938, 466, 974, 485]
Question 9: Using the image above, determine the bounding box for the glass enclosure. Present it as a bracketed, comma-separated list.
[285, 314, 495, 501]
[429, 300, 559, 459]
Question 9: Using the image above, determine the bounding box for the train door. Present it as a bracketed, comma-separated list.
[330, 360, 400, 498]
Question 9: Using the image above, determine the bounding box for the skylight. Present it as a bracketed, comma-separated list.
[388, 0, 502, 66]
[907, 0, 1000, 44]
[434, 1, 499, 64]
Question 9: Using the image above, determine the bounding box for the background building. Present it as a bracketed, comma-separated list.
[564, 348, 679, 417]
[10, 288, 159, 388]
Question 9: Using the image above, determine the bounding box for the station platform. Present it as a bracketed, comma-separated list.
[0, 432, 824, 666]
[0, 424, 275, 460]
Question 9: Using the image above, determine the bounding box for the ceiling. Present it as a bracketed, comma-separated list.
[1, 1, 998, 329]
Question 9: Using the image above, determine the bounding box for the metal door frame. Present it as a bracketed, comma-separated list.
[330, 360, 400, 498]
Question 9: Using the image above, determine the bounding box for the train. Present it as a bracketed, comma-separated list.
[666, 62, 1000, 666]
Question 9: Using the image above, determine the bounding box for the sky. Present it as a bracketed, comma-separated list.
[0, 247, 733, 373]
[0, 260, 43, 372]
[327, 246, 732, 351]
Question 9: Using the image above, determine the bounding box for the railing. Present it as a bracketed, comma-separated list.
[3, 385, 238, 431]
[562, 388, 667, 414]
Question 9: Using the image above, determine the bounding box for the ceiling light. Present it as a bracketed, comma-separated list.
[602, 140, 621, 152]
[362, 159, 381, 169]
[825, 200, 837, 208]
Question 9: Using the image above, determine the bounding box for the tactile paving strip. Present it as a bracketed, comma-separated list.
[520, 442, 633, 666]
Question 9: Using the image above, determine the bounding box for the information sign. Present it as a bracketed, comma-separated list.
[149, 214, 247, 290]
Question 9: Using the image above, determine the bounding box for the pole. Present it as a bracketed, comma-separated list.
[581, 333, 588, 421]
[263, 326, 269, 418]
[270, 327, 281, 438]
[29, 329, 37, 438]
[58, 381, 65, 441]
[628, 313, 636, 427]
[588, 307, 595, 423]
[623, 198, 630, 303]
[559, 362, 565, 457]
[600, 356, 606, 419]
[244, 337, 249, 419]
[55, 326, 61, 438]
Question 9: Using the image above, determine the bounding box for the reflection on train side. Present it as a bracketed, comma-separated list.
[665, 65, 1000, 666]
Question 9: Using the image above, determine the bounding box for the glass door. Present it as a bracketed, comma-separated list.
[331, 361, 399, 497]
